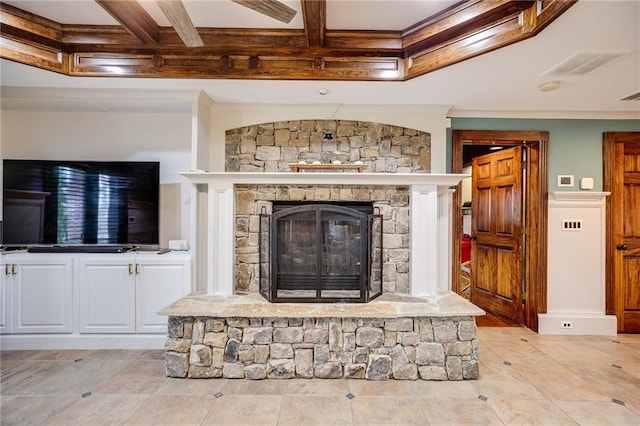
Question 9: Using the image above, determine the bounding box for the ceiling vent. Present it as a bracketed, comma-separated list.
[620, 91, 640, 101]
[542, 52, 626, 77]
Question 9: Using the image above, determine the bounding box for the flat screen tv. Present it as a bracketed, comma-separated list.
[2, 159, 160, 248]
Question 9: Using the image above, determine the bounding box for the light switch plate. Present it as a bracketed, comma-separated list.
[580, 177, 594, 190]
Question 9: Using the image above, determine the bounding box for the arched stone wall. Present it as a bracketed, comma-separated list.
[225, 120, 430, 173]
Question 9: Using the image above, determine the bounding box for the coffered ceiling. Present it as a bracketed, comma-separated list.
[1, 0, 639, 116]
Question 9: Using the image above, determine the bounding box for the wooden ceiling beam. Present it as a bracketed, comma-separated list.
[0, 0, 577, 81]
[60, 26, 403, 54]
[0, 3, 62, 49]
[402, 0, 535, 57]
[301, 0, 326, 47]
[155, 0, 203, 47]
[230, 0, 297, 24]
[95, 0, 159, 44]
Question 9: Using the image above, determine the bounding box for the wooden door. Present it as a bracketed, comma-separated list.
[471, 146, 524, 323]
[605, 132, 640, 333]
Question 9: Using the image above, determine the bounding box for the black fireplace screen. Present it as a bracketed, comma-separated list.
[260, 203, 382, 303]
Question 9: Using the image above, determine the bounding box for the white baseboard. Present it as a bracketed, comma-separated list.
[538, 313, 617, 336]
[0, 334, 166, 350]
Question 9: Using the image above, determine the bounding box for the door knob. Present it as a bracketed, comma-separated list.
[616, 244, 628, 251]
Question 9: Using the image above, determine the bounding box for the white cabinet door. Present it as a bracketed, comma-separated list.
[0, 262, 15, 334]
[135, 257, 190, 333]
[78, 258, 136, 333]
[13, 258, 73, 333]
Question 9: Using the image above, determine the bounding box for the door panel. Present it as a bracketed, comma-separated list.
[13, 260, 73, 333]
[136, 261, 189, 333]
[471, 146, 524, 323]
[78, 259, 136, 333]
[496, 185, 515, 234]
[476, 188, 492, 232]
[475, 246, 493, 292]
[606, 132, 640, 332]
[624, 258, 640, 311]
[624, 185, 639, 234]
[496, 248, 515, 300]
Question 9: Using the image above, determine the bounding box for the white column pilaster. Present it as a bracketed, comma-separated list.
[437, 187, 455, 292]
[410, 185, 439, 296]
[207, 183, 235, 295]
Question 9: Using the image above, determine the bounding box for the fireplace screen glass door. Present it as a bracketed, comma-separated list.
[260, 203, 382, 303]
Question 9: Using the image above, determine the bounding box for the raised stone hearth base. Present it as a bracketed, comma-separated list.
[161, 293, 484, 380]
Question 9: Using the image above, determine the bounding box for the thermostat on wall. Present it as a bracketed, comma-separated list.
[557, 175, 574, 187]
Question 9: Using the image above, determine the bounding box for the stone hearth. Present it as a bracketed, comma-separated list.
[160, 292, 484, 380]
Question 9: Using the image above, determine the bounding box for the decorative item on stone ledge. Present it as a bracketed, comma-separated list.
[288, 163, 369, 173]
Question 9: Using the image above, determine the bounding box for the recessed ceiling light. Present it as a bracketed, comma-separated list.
[317, 88, 329, 95]
[489, 146, 503, 151]
[539, 80, 561, 92]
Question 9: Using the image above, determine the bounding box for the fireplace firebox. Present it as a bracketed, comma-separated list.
[260, 202, 382, 303]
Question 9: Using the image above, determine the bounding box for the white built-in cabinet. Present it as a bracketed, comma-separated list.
[1, 262, 15, 333]
[0, 252, 191, 335]
[77, 258, 136, 333]
[1, 255, 73, 333]
[77, 254, 190, 333]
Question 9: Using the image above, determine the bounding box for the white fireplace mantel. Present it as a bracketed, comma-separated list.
[181, 171, 468, 298]
[181, 172, 467, 187]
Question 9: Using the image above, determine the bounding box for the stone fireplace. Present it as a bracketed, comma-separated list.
[181, 119, 468, 298]
[160, 119, 482, 381]
[231, 120, 427, 300]
[236, 184, 410, 301]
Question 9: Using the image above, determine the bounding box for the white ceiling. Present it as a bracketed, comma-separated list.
[1, 0, 461, 30]
[1, 0, 639, 118]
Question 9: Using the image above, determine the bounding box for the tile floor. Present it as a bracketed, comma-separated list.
[1, 327, 639, 425]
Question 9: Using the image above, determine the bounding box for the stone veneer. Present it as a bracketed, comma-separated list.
[228, 120, 431, 296]
[235, 184, 410, 294]
[225, 120, 431, 173]
[165, 315, 479, 381]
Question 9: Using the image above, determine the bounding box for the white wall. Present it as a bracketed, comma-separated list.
[0, 109, 192, 245]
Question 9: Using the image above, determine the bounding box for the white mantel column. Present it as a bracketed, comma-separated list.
[437, 187, 455, 292]
[409, 185, 438, 296]
[207, 182, 235, 295]
[410, 185, 452, 296]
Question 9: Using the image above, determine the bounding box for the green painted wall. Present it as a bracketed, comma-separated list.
[448, 118, 640, 191]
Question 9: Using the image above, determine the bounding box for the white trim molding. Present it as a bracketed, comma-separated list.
[539, 191, 616, 335]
